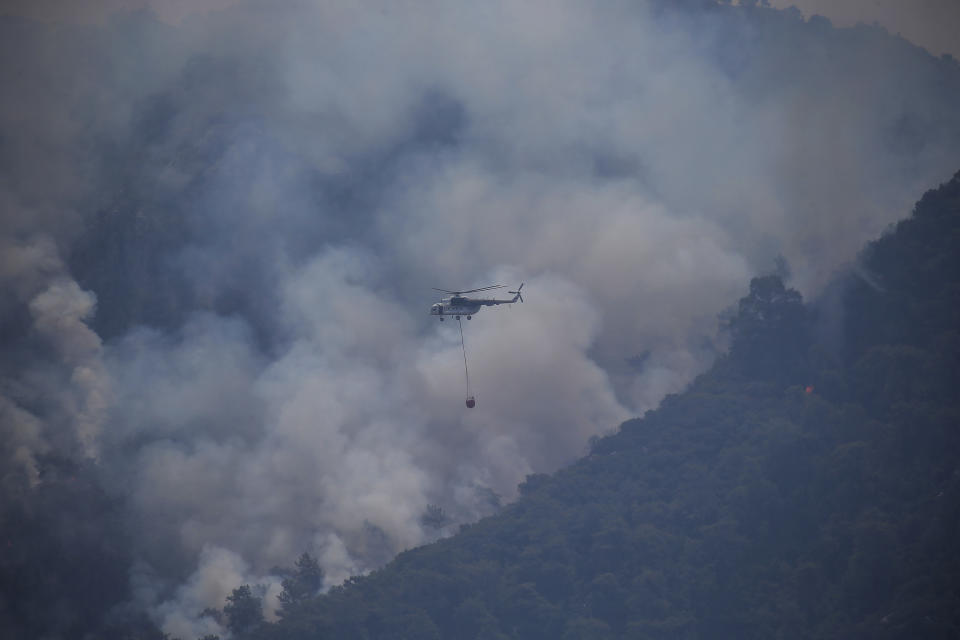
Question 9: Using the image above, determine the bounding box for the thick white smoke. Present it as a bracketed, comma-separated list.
[0, 237, 108, 485]
[2, 1, 960, 634]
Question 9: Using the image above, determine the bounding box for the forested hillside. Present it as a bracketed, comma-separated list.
[213, 171, 960, 639]
[3, 3, 960, 638]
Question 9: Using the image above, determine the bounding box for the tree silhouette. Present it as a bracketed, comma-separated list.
[224, 585, 263, 636]
[278, 553, 324, 616]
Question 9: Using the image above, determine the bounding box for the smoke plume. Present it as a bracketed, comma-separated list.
[1, 1, 959, 634]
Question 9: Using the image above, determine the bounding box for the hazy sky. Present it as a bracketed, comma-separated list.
[5, 0, 960, 59]
[2, 2, 960, 638]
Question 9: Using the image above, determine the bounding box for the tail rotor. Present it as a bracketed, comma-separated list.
[509, 283, 524, 303]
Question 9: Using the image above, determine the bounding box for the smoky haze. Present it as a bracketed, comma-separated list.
[2, 1, 960, 637]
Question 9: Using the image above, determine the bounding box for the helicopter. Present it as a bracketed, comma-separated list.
[430, 283, 524, 320]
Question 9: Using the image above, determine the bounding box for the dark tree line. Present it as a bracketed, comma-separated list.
[214, 170, 960, 639]
[1, 1, 958, 633]
[4, 160, 957, 638]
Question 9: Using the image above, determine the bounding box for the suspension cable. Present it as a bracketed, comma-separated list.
[457, 316, 470, 395]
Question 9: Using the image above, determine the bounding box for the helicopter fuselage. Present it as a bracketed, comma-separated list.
[430, 284, 523, 320]
[431, 296, 484, 319]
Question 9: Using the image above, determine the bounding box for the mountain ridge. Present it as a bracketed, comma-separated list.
[234, 170, 960, 639]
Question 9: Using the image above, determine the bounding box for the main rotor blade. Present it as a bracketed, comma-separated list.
[458, 285, 505, 294]
[433, 285, 505, 295]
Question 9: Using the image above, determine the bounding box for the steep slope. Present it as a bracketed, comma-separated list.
[3, 3, 960, 637]
[239, 171, 960, 639]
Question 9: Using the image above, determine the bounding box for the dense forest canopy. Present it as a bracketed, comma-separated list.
[200, 170, 957, 640]
[1, 1, 960, 638]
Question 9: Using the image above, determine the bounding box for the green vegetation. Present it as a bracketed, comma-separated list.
[215, 171, 960, 639]
[4, 169, 956, 639]
[2, 2, 959, 638]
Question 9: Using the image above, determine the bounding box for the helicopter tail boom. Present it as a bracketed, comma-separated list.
[475, 283, 524, 306]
